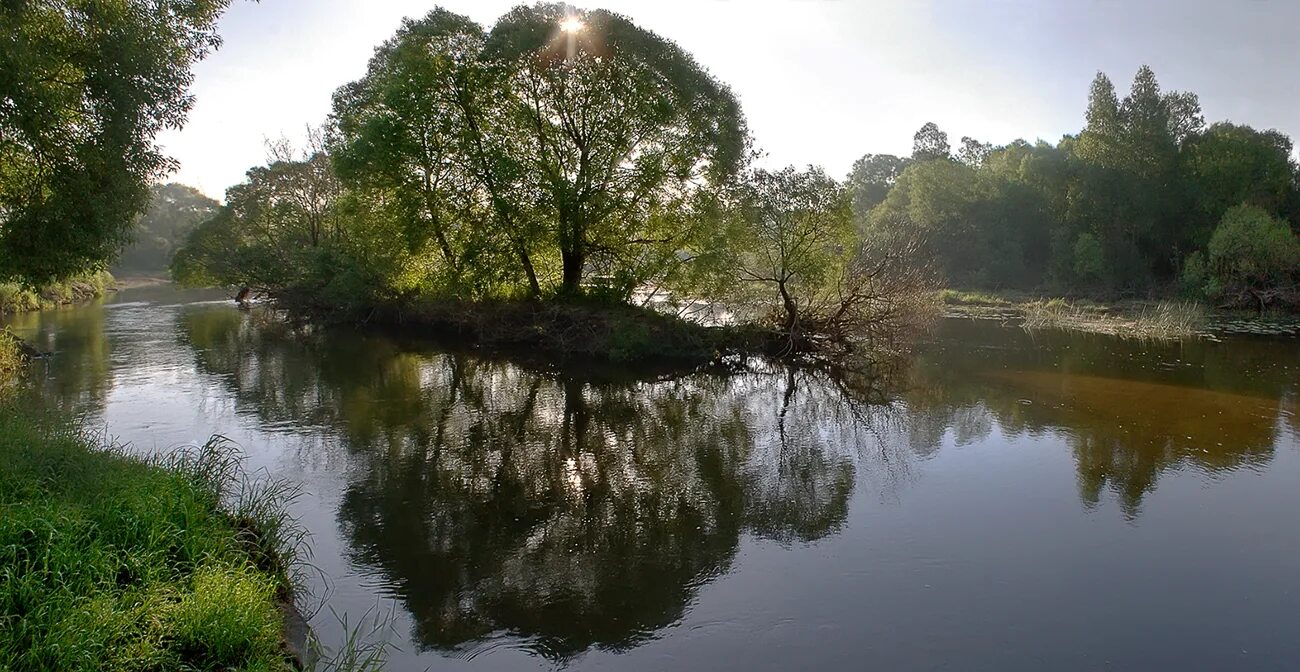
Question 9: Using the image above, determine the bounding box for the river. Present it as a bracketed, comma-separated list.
[6, 285, 1299, 671]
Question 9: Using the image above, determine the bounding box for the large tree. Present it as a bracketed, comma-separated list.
[1180, 122, 1297, 247]
[485, 5, 749, 296]
[330, 10, 518, 295]
[846, 153, 909, 219]
[331, 4, 750, 298]
[0, 0, 236, 284]
[911, 122, 951, 162]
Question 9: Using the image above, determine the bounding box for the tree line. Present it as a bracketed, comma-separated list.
[858, 66, 1300, 307]
[112, 184, 220, 277]
[4, 2, 1296, 323]
[172, 10, 1299, 315]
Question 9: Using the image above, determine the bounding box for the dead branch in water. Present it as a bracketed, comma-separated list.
[753, 237, 939, 360]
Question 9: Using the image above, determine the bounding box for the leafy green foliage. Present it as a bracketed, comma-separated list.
[1188, 205, 1300, 307]
[911, 122, 951, 161]
[866, 158, 993, 284]
[0, 331, 23, 395]
[0, 0, 235, 285]
[957, 137, 993, 168]
[846, 153, 909, 218]
[1180, 123, 1295, 248]
[1072, 233, 1106, 283]
[730, 166, 936, 353]
[855, 65, 1300, 296]
[112, 184, 220, 277]
[732, 166, 855, 329]
[329, 4, 751, 298]
[173, 147, 343, 294]
[0, 270, 114, 315]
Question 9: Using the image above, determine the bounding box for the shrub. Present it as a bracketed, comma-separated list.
[0, 283, 41, 314]
[1199, 204, 1300, 308]
[1179, 251, 1208, 297]
[1207, 205, 1299, 284]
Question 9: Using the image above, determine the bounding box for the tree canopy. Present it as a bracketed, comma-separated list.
[856, 65, 1300, 305]
[329, 4, 750, 299]
[174, 20, 1300, 318]
[0, 0, 235, 285]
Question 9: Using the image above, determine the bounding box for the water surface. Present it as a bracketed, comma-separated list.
[7, 286, 1299, 671]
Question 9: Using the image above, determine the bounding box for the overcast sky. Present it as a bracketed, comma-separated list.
[158, 0, 1300, 199]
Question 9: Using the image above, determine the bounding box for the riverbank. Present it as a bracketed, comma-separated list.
[298, 295, 782, 365]
[112, 275, 173, 290]
[0, 271, 116, 316]
[0, 395, 303, 670]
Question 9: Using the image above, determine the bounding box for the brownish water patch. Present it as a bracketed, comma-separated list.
[983, 369, 1290, 464]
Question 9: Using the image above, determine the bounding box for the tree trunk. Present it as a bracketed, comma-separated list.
[778, 280, 798, 334]
[518, 244, 541, 298]
[561, 248, 584, 296]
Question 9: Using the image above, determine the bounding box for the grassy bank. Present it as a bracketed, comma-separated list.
[0, 398, 301, 670]
[0, 270, 116, 316]
[939, 289, 1207, 339]
[0, 331, 22, 392]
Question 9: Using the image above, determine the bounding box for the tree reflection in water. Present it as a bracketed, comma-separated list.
[5, 300, 112, 417]
[902, 319, 1299, 518]
[178, 307, 897, 659]
[176, 307, 1300, 657]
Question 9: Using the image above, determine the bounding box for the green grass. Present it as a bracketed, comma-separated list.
[937, 289, 1014, 306]
[0, 408, 297, 671]
[0, 331, 22, 394]
[0, 270, 115, 316]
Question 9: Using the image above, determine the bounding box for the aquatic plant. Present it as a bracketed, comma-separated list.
[1021, 299, 1204, 340]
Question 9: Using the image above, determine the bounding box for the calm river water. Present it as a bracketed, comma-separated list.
[6, 286, 1299, 671]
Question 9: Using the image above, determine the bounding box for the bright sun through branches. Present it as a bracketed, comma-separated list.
[560, 17, 584, 33]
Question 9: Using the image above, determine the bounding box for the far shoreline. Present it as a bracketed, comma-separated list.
[111, 275, 173, 290]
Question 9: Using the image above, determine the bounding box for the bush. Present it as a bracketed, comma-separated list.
[0, 283, 42, 314]
[1179, 251, 1208, 297]
[0, 270, 114, 315]
[1198, 204, 1300, 307]
[1207, 205, 1299, 283]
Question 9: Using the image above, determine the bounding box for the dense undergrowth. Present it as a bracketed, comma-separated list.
[0, 270, 115, 316]
[0, 398, 301, 671]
